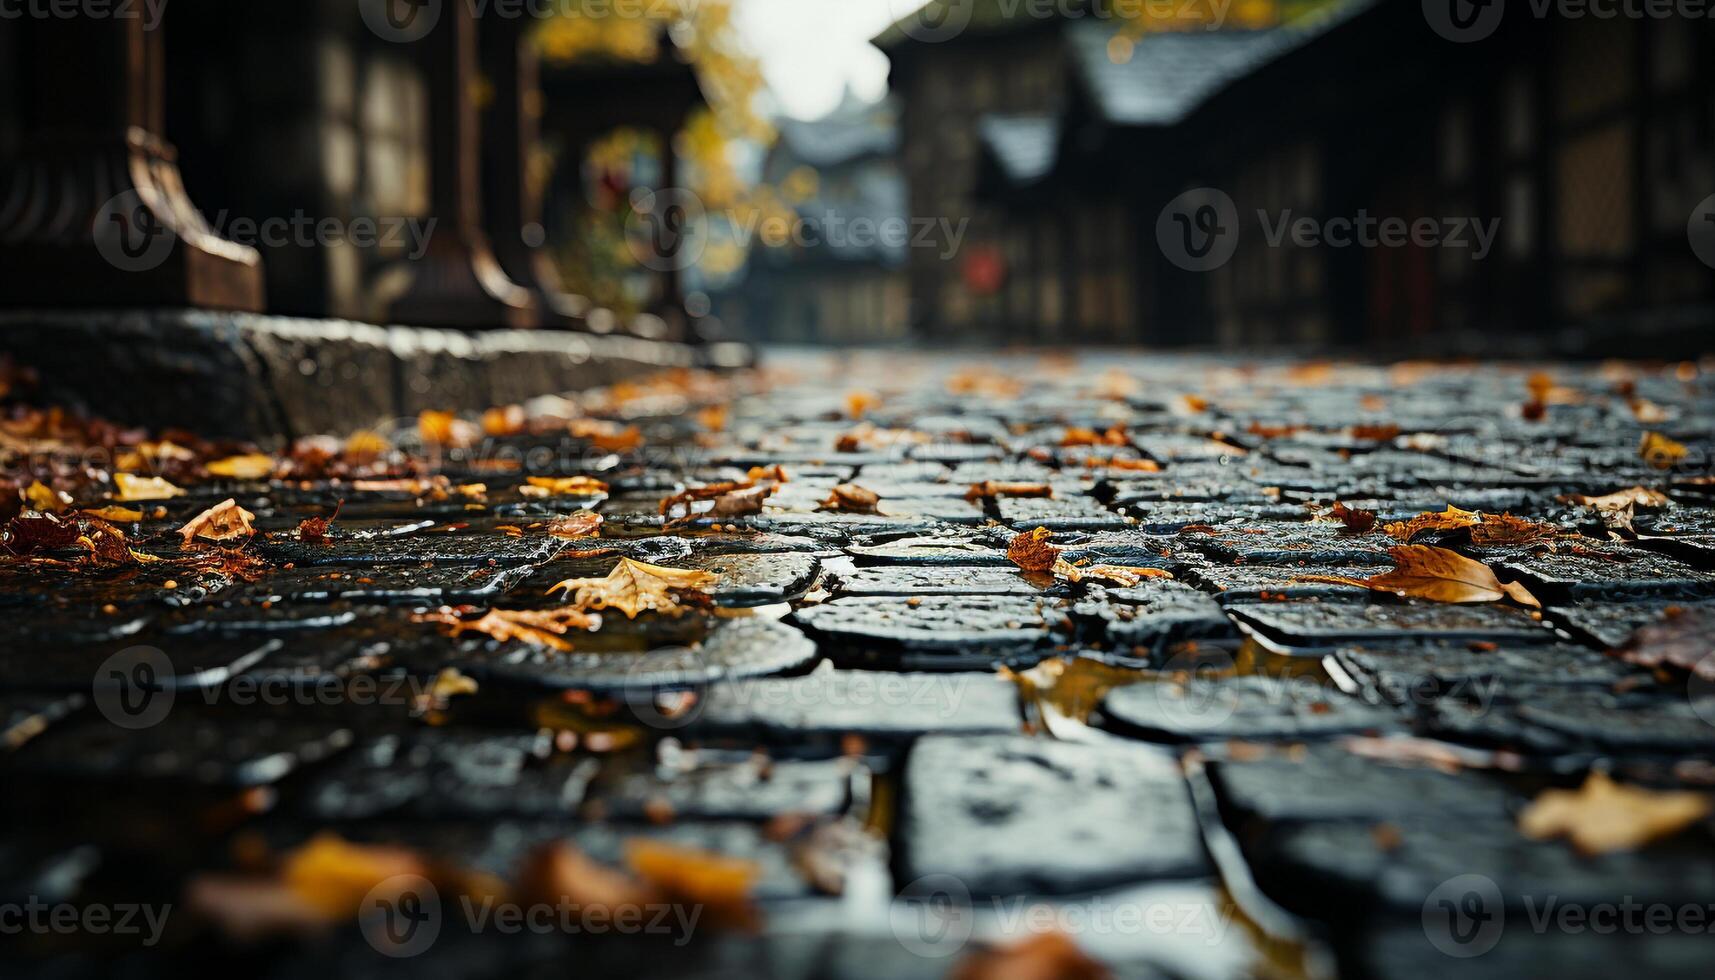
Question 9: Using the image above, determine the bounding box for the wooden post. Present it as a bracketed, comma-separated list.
[480, 13, 592, 327]
[388, 0, 536, 329]
[0, 14, 265, 311]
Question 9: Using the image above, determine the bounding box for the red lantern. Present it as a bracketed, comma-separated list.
[962, 246, 1006, 296]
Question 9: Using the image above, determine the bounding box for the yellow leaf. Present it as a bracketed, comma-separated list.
[83, 505, 145, 523]
[1640, 431, 1688, 470]
[522, 476, 610, 497]
[1519, 771, 1710, 856]
[24, 481, 70, 513]
[547, 558, 719, 619]
[205, 454, 276, 480]
[113, 473, 186, 502]
[623, 839, 758, 929]
[281, 834, 430, 919]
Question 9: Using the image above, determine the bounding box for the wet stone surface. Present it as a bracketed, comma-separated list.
[2, 353, 1714, 977]
[897, 734, 1210, 897]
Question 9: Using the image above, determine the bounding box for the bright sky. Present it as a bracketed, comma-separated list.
[733, 0, 915, 120]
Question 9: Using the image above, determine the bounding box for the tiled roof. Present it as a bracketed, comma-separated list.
[873, 0, 1089, 50]
[776, 114, 899, 169]
[1065, 0, 1377, 126]
[977, 114, 1062, 185]
[1066, 21, 1291, 127]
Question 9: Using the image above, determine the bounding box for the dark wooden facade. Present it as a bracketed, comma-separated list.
[881, 9, 1072, 341]
[974, 1, 1715, 351]
[0, 4, 704, 340]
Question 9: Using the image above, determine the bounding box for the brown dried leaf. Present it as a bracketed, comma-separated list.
[546, 511, 603, 539]
[517, 841, 657, 912]
[1468, 513, 1557, 546]
[178, 499, 257, 544]
[817, 483, 880, 515]
[965, 481, 1053, 503]
[548, 558, 719, 619]
[712, 483, 777, 518]
[1006, 526, 1060, 573]
[1363, 545, 1540, 608]
[1610, 606, 1715, 681]
[1331, 501, 1377, 534]
[414, 605, 601, 651]
[295, 501, 343, 544]
[1059, 425, 1128, 448]
[659, 480, 753, 518]
[1058, 562, 1174, 587]
[3, 512, 80, 556]
[1560, 486, 1670, 512]
[950, 932, 1110, 980]
[1519, 771, 1710, 856]
[1348, 423, 1402, 442]
[746, 464, 791, 483]
[1085, 456, 1161, 473]
[1382, 505, 1481, 542]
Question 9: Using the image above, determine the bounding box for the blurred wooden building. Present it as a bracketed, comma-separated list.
[895, 0, 1715, 351]
[720, 94, 910, 344]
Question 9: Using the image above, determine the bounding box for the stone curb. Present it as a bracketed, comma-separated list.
[0, 310, 721, 441]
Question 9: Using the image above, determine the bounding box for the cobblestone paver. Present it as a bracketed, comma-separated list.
[2, 352, 1714, 978]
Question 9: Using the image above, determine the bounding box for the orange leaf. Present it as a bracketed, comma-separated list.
[177, 498, 257, 544]
[965, 481, 1053, 503]
[1006, 527, 1060, 573]
[1640, 431, 1688, 470]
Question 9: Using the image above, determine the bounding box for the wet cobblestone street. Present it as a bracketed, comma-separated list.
[2, 350, 1714, 979]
